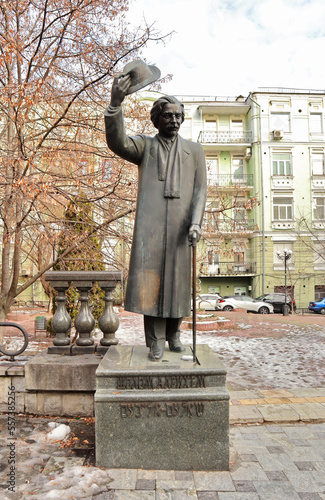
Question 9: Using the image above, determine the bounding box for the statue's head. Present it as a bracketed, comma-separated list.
[151, 96, 185, 138]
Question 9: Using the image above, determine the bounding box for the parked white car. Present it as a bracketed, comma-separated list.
[217, 295, 274, 314]
[194, 294, 222, 311]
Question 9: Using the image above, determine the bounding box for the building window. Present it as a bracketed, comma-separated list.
[231, 119, 244, 131]
[231, 156, 244, 181]
[207, 247, 220, 275]
[314, 244, 325, 270]
[203, 202, 219, 232]
[102, 159, 113, 181]
[310, 113, 323, 133]
[311, 152, 324, 175]
[270, 112, 290, 132]
[274, 285, 295, 296]
[313, 197, 325, 220]
[206, 158, 218, 185]
[231, 120, 245, 141]
[315, 284, 325, 300]
[272, 152, 292, 176]
[273, 197, 293, 221]
[77, 160, 88, 176]
[204, 119, 216, 131]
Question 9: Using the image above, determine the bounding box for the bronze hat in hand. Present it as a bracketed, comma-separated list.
[120, 59, 161, 95]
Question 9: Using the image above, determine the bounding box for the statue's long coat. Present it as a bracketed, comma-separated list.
[105, 106, 207, 318]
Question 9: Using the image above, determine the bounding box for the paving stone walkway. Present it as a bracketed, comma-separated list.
[1, 389, 325, 500]
[229, 387, 325, 425]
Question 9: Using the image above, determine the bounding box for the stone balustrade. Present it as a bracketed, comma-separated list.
[45, 271, 121, 354]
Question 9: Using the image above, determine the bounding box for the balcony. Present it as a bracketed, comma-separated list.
[198, 130, 252, 151]
[207, 173, 253, 189]
[199, 261, 256, 277]
[203, 218, 255, 235]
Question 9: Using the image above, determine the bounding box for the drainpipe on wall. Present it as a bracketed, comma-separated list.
[248, 94, 265, 294]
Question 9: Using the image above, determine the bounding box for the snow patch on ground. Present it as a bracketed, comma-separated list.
[47, 424, 71, 441]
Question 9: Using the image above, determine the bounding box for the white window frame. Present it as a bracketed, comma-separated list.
[270, 112, 291, 133]
[313, 196, 325, 220]
[311, 151, 324, 176]
[204, 119, 217, 131]
[231, 155, 245, 182]
[272, 152, 292, 176]
[310, 113, 323, 134]
[272, 196, 294, 221]
[231, 119, 244, 132]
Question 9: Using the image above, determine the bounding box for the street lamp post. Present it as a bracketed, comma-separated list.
[276, 248, 293, 316]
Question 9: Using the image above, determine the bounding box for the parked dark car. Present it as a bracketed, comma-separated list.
[255, 293, 296, 313]
[308, 297, 325, 314]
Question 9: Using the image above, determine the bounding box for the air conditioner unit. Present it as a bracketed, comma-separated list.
[272, 130, 283, 140]
[244, 147, 252, 159]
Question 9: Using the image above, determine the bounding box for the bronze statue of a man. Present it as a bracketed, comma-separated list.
[105, 72, 207, 360]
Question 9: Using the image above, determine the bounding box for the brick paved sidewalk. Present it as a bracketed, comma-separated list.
[7, 418, 325, 500]
[1, 387, 324, 499]
[229, 387, 325, 425]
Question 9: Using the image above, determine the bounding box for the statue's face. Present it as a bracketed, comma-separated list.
[158, 103, 182, 138]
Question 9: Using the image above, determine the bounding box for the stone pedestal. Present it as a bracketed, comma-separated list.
[95, 344, 229, 471]
[24, 352, 102, 416]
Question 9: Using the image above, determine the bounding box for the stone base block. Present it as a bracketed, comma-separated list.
[25, 390, 94, 416]
[95, 344, 229, 471]
[25, 351, 102, 392]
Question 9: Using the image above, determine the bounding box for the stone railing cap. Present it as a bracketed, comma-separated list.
[45, 270, 122, 284]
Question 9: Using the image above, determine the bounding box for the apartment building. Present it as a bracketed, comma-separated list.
[177, 88, 325, 308]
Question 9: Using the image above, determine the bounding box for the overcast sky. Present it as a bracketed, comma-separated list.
[127, 0, 325, 97]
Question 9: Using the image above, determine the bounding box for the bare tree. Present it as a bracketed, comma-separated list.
[0, 0, 168, 320]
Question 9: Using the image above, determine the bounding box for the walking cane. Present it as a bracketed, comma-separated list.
[192, 233, 197, 363]
[182, 230, 200, 364]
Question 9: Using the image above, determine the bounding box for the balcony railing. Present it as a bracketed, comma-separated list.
[198, 130, 252, 144]
[199, 261, 256, 276]
[203, 218, 255, 233]
[207, 173, 253, 187]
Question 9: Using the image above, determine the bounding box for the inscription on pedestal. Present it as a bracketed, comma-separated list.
[120, 401, 205, 418]
[116, 374, 206, 390]
[95, 345, 230, 471]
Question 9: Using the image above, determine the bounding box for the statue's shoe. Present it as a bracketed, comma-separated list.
[148, 340, 165, 360]
[168, 332, 186, 353]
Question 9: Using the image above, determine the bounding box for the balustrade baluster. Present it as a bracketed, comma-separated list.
[51, 286, 71, 346]
[98, 287, 119, 346]
[74, 286, 95, 346]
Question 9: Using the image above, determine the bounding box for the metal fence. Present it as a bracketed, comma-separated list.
[198, 130, 252, 144]
[207, 173, 253, 187]
[199, 261, 256, 276]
